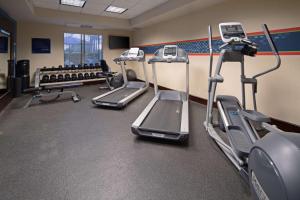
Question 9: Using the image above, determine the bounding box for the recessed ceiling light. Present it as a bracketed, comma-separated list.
[60, 0, 86, 8]
[105, 5, 127, 14]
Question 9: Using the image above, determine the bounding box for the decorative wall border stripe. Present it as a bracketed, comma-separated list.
[139, 26, 300, 56]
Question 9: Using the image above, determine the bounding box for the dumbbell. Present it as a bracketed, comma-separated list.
[84, 72, 90, 79]
[58, 65, 63, 71]
[77, 64, 82, 70]
[65, 65, 71, 70]
[95, 63, 100, 69]
[71, 74, 78, 81]
[41, 75, 50, 83]
[78, 73, 84, 80]
[50, 74, 57, 82]
[64, 74, 71, 81]
[57, 74, 64, 82]
[89, 63, 94, 69]
[71, 64, 76, 70]
[96, 72, 103, 78]
[83, 64, 89, 69]
[90, 72, 96, 79]
[51, 66, 56, 71]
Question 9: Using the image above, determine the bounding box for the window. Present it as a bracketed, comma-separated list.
[64, 33, 102, 66]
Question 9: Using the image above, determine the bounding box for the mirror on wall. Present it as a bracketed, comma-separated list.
[0, 29, 10, 95]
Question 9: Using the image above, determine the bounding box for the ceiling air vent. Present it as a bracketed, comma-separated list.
[80, 24, 93, 29]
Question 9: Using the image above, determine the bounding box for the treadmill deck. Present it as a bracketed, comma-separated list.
[95, 87, 139, 104]
[139, 100, 182, 134]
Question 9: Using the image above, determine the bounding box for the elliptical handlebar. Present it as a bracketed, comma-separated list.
[253, 24, 281, 79]
[208, 25, 213, 78]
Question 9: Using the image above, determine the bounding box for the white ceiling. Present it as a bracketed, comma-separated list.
[0, 0, 228, 29]
[31, 0, 169, 19]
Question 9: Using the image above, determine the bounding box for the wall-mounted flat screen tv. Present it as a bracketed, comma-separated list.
[109, 36, 130, 49]
[32, 38, 51, 53]
[0, 36, 8, 53]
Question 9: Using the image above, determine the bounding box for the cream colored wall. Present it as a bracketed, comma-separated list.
[133, 0, 300, 125]
[0, 36, 10, 89]
[17, 21, 134, 84]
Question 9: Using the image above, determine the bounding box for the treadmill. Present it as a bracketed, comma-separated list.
[131, 45, 189, 141]
[92, 48, 149, 108]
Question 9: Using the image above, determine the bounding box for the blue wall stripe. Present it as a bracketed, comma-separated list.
[139, 29, 300, 55]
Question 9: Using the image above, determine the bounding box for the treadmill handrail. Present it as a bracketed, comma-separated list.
[114, 56, 145, 62]
[148, 57, 189, 64]
[113, 49, 145, 62]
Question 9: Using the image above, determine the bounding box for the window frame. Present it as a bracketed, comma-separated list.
[64, 33, 103, 66]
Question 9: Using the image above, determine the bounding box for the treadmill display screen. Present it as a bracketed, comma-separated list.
[221, 25, 246, 39]
[164, 46, 177, 57]
[127, 48, 139, 57]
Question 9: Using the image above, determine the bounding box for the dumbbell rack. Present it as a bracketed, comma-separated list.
[24, 65, 116, 108]
[38, 67, 108, 87]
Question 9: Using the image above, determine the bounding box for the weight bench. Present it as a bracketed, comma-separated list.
[24, 82, 82, 108]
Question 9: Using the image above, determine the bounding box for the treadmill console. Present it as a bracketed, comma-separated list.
[127, 48, 140, 58]
[149, 45, 188, 63]
[219, 22, 247, 43]
[118, 48, 144, 61]
[163, 45, 178, 59]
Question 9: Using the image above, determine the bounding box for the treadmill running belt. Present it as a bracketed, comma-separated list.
[139, 100, 182, 134]
[96, 88, 139, 104]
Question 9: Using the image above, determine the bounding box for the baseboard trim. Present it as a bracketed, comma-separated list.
[144, 81, 300, 133]
[0, 91, 13, 112]
[0, 89, 7, 94]
[270, 118, 300, 133]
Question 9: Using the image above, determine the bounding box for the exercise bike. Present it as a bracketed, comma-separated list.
[204, 22, 300, 200]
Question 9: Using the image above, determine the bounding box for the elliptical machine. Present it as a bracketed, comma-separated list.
[204, 22, 300, 200]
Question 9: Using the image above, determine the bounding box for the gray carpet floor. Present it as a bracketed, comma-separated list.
[0, 85, 251, 200]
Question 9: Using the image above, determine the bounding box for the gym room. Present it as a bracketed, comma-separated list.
[0, 0, 299, 199]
